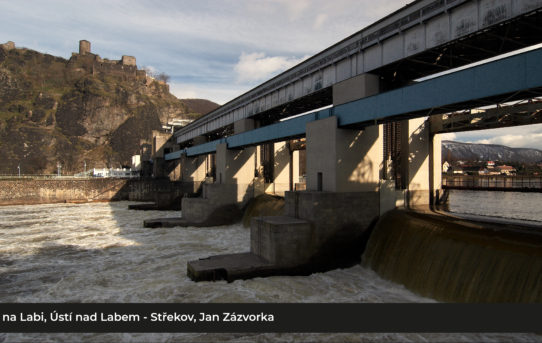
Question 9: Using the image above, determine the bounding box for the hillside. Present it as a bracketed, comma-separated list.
[442, 140, 542, 163]
[180, 98, 219, 116]
[0, 41, 217, 175]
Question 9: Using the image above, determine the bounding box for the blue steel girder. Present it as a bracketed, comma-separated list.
[336, 47, 542, 126]
[165, 47, 542, 160]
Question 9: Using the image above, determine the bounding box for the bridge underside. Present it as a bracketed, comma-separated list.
[431, 99, 542, 134]
[375, 9, 542, 90]
[175, 6, 542, 148]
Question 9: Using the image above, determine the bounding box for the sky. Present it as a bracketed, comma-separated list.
[1, 0, 542, 150]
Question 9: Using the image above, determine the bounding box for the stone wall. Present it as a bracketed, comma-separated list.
[0, 178, 129, 205]
[67, 40, 145, 82]
[0, 178, 196, 206]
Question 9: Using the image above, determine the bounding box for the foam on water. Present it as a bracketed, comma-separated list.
[0, 201, 538, 342]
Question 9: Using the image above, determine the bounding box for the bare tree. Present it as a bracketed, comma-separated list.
[156, 72, 170, 83]
[141, 66, 170, 84]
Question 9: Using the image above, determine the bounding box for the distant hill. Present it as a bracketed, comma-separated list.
[180, 99, 219, 116]
[442, 140, 542, 163]
[0, 41, 212, 174]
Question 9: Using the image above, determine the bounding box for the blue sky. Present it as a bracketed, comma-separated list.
[1, 0, 542, 149]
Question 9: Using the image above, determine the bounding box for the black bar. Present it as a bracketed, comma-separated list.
[0, 303, 541, 333]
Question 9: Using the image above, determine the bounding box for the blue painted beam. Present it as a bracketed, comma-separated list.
[186, 138, 226, 157]
[336, 48, 542, 126]
[166, 47, 542, 159]
[227, 109, 332, 149]
[165, 150, 183, 161]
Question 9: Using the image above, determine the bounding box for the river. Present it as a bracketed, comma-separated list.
[445, 189, 542, 224]
[0, 198, 539, 342]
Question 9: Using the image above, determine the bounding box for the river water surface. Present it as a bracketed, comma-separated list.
[0, 199, 539, 342]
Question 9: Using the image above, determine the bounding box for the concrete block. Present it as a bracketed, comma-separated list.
[187, 253, 274, 282]
[333, 73, 380, 106]
[234, 118, 255, 134]
[251, 216, 313, 266]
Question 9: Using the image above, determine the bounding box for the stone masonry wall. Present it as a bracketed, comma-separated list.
[0, 178, 193, 206]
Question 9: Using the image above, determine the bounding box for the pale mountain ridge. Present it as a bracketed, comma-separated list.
[442, 140, 542, 163]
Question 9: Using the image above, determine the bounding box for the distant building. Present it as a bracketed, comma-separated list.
[479, 168, 500, 176]
[92, 167, 139, 178]
[131, 155, 141, 171]
[486, 161, 495, 168]
[451, 166, 464, 175]
[442, 161, 450, 173]
[162, 118, 194, 132]
[92, 168, 109, 177]
[462, 166, 483, 175]
[497, 165, 516, 176]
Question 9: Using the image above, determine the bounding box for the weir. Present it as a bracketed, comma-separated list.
[363, 210, 542, 302]
[143, 0, 542, 302]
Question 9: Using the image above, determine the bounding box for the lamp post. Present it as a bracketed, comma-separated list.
[17, 164, 20, 177]
[57, 162, 61, 177]
[84, 161, 87, 175]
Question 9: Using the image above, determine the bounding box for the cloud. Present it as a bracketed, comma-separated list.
[281, 0, 310, 21]
[313, 14, 328, 29]
[169, 82, 249, 105]
[450, 124, 542, 150]
[0, 0, 418, 106]
[469, 133, 542, 150]
[439, 132, 457, 141]
[234, 52, 308, 84]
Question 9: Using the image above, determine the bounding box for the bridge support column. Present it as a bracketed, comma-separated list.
[264, 141, 297, 196]
[180, 154, 207, 193]
[151, 130, 173, 178]
[401, 117, 442, 208]
[306, 116, 382, 192]
[181, 120, 260, 225]
[215, 143, 258, 204]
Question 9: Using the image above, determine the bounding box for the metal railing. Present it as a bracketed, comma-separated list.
[0, 174, 93, 180]
[443, 175, 542, 191]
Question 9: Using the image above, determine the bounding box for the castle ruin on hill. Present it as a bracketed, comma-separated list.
[1, 40, 162, 86]
[67, 40, 164, 87]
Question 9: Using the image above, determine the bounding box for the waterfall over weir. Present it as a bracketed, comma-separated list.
[362, 210, 542, 302]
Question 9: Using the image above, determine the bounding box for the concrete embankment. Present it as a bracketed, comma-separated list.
[363, 210, 542, 302]
[0, 178, 195, 206]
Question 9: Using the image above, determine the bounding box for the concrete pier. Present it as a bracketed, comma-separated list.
[187, 190, 379, 281]
[177, 119, 261, 226]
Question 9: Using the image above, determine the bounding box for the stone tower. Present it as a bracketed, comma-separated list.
[122, 55, 136, 66]
[79, 40, 91, 55]
[1, 41, 15, 50]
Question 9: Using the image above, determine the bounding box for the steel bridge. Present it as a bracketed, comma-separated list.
[166, 46, 542, 159]
[171, 0, 542, 150]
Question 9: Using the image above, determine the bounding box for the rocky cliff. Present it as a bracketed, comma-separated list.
[0, 42, 217, 175]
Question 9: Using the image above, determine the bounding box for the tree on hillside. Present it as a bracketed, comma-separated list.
[156, 72, 170, 83]
[142, 67, 170, 84]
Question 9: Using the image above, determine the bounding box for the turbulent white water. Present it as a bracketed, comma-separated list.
[0, 201, 538, 342]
